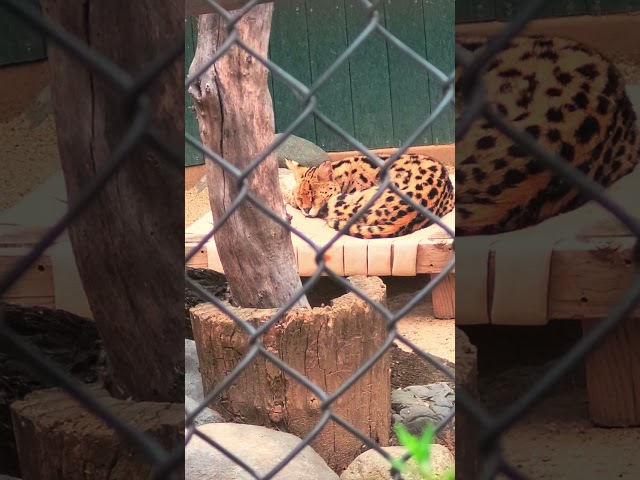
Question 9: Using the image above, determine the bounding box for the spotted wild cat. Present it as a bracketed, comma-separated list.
[285, 153, 454, 239]
[456, 34, 640, 236]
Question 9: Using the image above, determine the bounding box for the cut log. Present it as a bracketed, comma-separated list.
[455, 327, 480, 479]
[582, 317, 640, 426]
[10, 385, 184, 480]
[188, 7, 309, 309]
[190, 275, 390, 473]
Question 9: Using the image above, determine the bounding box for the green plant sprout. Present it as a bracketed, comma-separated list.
[390, 423, 455, 480]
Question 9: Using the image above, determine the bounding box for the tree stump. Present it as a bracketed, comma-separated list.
[190, 275, 390, 473]
[0, 303, 103, 477]
[11, 385, 184, 480]
[455, 327, 480, 479]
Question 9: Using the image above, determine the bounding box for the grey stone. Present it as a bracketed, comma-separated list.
[399, 405, 440, 436]
[406, 383, 454, 402]
[185, 395, 225, 426]
[185, 339, 203, 402]
[273, 133, 330, 169]
[391, 389, 423, 411]
[186, 423, 338, 480]
[340, 445, 453, 480]
[432, 404, 454, 418]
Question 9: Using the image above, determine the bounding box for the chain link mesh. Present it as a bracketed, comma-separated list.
[185, 1, 454, 479]
[1, 0, 638, 478]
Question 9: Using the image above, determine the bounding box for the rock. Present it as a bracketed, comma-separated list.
[185, 339, 203, 402]
[186, 423, 339, 480]
[340, 445, 453, 480]
[185, 395, 225, 426]
[391, 389, 422, 411]
[391, 383, 455, 442]
[273, 133, 330, 169]
[398, 405, 441, 436]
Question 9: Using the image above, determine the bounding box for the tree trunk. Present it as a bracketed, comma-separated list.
[40, 1, 183, 402]
[190, 275, 390, 473]
[188, 8, 309, 309]
[455, 327, 480, 479]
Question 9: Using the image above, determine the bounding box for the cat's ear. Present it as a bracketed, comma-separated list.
[316, 161, 333, 182]
[285, 159, 305, 180]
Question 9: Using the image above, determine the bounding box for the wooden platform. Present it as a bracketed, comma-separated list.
[185, 173, 456, 317]
[0, 172, 92, 318]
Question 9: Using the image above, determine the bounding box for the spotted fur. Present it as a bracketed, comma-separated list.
[456, 34, 640, 236]
[285, 154, 454, 239]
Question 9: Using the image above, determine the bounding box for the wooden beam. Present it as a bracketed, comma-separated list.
[185, 0, 273, 17]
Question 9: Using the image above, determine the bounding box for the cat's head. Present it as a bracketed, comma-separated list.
[285, 159, 340, 217]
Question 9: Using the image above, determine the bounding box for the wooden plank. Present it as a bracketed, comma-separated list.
[455, 0, 496, 23]
[422, 0, 455, 144]
[0, 0, 47, 67]
[586, 0, 640, 14]
[0, 248, 55, 308]
[367, 238, 394, 276]
[185, 17, 204, 167]
[344, 0, 394, 148]
[383, 0, 433, 146]
[305, 0, 355, 151]
[432, 272, 455, 319]
[269, 0, 316, 143]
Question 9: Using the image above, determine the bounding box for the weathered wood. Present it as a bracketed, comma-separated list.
[432, 272, 455, 319]
[455, 327, 480, 479]
[188, 8, 309, 309]
[10, 385, 184, 480]
[582, 317, 640, 426]
[185, 0, 272, 17]
[40, 1, 184, 401]
[190, 275, 390, 472]
[0, 303, 103, 478]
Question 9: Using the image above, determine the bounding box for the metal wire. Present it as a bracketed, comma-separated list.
[182, 2, 455, 479]
[2, 0, 636, 479]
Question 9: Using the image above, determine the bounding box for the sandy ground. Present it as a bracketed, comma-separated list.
[0, 60, 61, 212]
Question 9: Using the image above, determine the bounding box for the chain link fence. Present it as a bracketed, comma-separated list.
[1, 0, 639, 478]
[454, 0, 640, 478]
[184, 0, 455, 479]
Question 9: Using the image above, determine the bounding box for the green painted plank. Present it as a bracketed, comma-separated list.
[0, 0, 46, 67]
[550, 0, 588, 16]
[269, 0, 317, 144]
[455, 0, 496, 23]
[343, 0, 393, 149]
[423, 0, 454, 144]
[587, 0, 640, 14]
[384, 0, 433, 146]
[185, 17, 204, 167]
[305, 0, 355, 151]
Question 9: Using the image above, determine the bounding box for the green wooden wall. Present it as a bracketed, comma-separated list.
[456, 0, 640, 23]
[185, 0, 455, 166]
[0, 0, 47, 67]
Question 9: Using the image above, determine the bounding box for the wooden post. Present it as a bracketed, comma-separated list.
[190, 276, 390, 473]
[582, 318, 640, 426]
[11, 386, 184, 480]
[455, 327, 480, 479]
[188, 8, 309, 309]
[40, 1, 184, 402]
[432, 272, 455, 319]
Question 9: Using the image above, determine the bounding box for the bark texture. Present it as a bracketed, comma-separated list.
[40, 0, 184, 401]
[188, 7, 309, 309]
